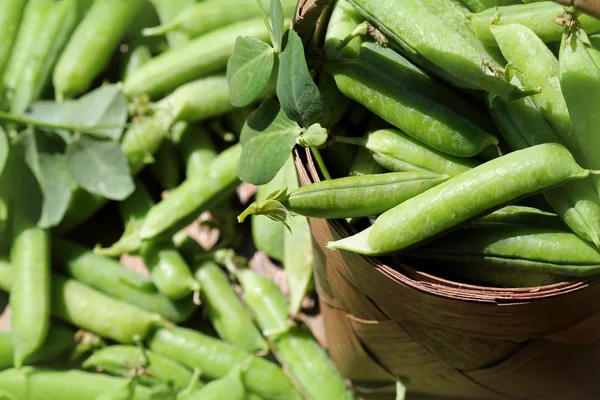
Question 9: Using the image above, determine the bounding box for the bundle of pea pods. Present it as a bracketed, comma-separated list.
[0, 0, 359, 399]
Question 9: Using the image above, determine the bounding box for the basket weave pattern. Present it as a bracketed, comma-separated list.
[294, 148, 600, 400]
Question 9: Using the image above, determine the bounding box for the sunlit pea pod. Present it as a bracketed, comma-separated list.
[0, 0, 27, 82]
[489, 93, 600, 247]
[178, 368, 245, 400]
[82, 345, 198, 390]
[53, 0, 145, 99]
[458, 0, 522, 12]
[560, 20, 600, 196]
[324, 0, 364, 60]
[144, 0, 297, 40]
[10, 211, 51, 368]
[146, 326, 303, 400]
[193, 261, 268, 353]
[328, 144, 592, 255]
[0, 367, 152, 400]
[328, 59, 498, 157]
[178, 124, 217, 179]
[237, 270, 356, 400]
[93, 378, 136, 400]
[0, 323, 76, 371]
[470, 2, 600, 47]
[120, 45, 152, 82]
[124, 18, 280, 99]
[347, 0, 517, 96]
[476, 205, 567, 230]
[149, 0, 195, 48]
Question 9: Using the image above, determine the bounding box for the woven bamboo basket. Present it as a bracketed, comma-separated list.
[294, 147, 600, 400]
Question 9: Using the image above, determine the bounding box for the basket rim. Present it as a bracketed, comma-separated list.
[294, 147, 600, 304]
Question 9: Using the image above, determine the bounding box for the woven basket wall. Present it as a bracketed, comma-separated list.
[294, 148, 600, 400]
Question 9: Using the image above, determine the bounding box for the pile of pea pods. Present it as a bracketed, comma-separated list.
[0, 0, 358, 399]
[236, 0, 600, 289]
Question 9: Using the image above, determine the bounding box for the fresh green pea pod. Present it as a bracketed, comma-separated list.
[121, 45, 152, 82]
[53, 0, 145, 99]
[329, 144, 591, 255]
[52, 239, 197, 323]
[10, 0, 78, 114]
[328, 59, 498, 157]
[141, 240, 200, 300]
[324, 0, 364, 60]
[193, 261, 268, 353]
[0, 324, 76, 371]
[470, 2, 600, 46]
[3, 0, 54, 96]
[246, 394, 266, 400]
[0, 0, 28, 82]
[149, 141, 182, 190]
[179, 367, 245, 400]
[83, 345, 196, 390]
[144, 0, 296, 40]
[140, 143, 242, 241]
[0, 368, 152, 400]
[149, 0, 195, 48]
[347, 0, 521, 96]
[10, 211, 51, 368]
[238, 270, 355, 400]
[411, 224, 600, 278]
[147, 326, 303, 400]
[178, 124, 217, 178]
[476, 205, 567, 229]
[491, 23, 575, 149]
[124, 18, 274, 98]
[488, 93, 600, 247]
[458, 0, 522, 12]
[240, 171, 451, 221]
[93, 378, 136, 400]
[560, 20, 600, 195]
[349, 147, 385, 176]
[340, 128, 479, 175]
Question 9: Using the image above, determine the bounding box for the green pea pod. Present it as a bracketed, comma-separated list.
[491, 23, 575, 150]
[253, 161, 288, 262]
[149, 0, 195, 48]
[411, 224, 600, 283]
[0, 324, 75, 371]
[560, 20, 600, 195]
[282, 157, 315, 316]
[144, 0, 297, 40]
[240, 171, 451, 221]
[82, 345, 196, 390]
[0, 0, 28, 82]
[347, 0, 521, 97]
[458, 0, 522, 12]
[149, 141, 182, 190]
[10, 211, 51, 368]
[341, 128, 480, 175]
[0, 368, 152, 400]
[53, 0, 145, 99]
[0, 259, 9, 292]
[3, 0, 54, 96]
[328, 59, 498, 157]
[93, 378, 135, 400]
[124, 18, 275, 98]
[329, 143, 590, 255]
[470, 2, 600, 47]
[194, 261, 268, 353]
[476, 205, 567, 229]
[121, 45, 152, 82]
[238, 270, 355, 400]
[147, 326, 303, 400]
[179, 367, 245, 400]
[140, 143, 242, 241]
[178, 124, 217, 178]
[10, 0, 78, 114]
[324, 0, 364, 60]
[141, 240, 200, 300]
[349, 147, 385, 176]
[488, 94, 600, 247]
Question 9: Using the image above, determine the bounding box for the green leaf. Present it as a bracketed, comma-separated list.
[66, 136, 134, 201]
[238, 97, 302, 185]
[227, 36, 276, 107]
[277, 30, 329, 127]
[24, 84, 128, 140]
[36, 154, 76, 228]
[270, 0, 284, 51]
[0, 127, 9, 177]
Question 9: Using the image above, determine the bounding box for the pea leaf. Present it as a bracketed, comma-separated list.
[0, 127, 8, 176]
[277, 30, 329, 127]
[36, 154, 76, 228]
[270, 0, 284, 51]
[227, 36, 276, 107]
[66, 136, 134, 201]
[238, 97, 302, 185]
